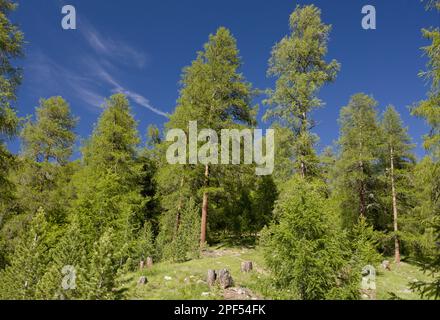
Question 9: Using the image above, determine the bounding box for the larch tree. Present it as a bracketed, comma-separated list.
[21, 97, 77, 165]
[163, 27, 255, 247]
[335, 93, 381, 227]
[412, 16, 440, 158]
[73, 94, 143, 250]
[410, 1, 440, 299]
[381, 105, 415, 264]
[264, 4, 340, 178]
[0, 0, 23, 211]
[15, 96, 77, 225]
[261, 177, 361, 300]
[0, 0, 22, 140]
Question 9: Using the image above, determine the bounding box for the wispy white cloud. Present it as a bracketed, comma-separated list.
[121, 90, 169, 118]
[70, 82, 105, 108]
[27, 17, 167, 118]
[77, 20, 169, 118]
[27, 51, 105, 111]
[80, 20, 148, 69]
[88, 62, 169, 118]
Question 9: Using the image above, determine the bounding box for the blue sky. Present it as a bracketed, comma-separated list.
[8, 0, 440, 158]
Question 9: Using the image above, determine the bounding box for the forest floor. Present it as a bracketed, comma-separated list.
[119, 245, 434, 300]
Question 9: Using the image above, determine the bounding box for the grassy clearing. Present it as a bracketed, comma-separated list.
[119, 246, 433, 300]
[119, 245, 266, 300]
[375, 260, 433, 300]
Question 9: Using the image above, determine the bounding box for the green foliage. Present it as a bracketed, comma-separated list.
[408, 3, 440, 299]
[1, 97, 78, 270]
[264, 4, 340, 177]
[73, 94, 143, 246]
[35, 221, 87, 300]
[0, 0, 23, 222]
[410, 214, 440, 299]
[12, 159, 77, 225]
[333, 93, 382, 227]
[381, 106, 414, 161]
[159, 199, 201, 263]
[271, 125, 295, 183]
[0, 208, 50, 299]
[1, 1, 439, 301]
[406, 159, 440, 298]
[0, 144, 15, 211]
[411, 7, 440, 158]
[249, 175, 278, 233]
[261, 177, 360, 300]
[0, 0, 22, 139]
[82, 93, 140, 173]
[377, 106, 416, 254]
[21, 97, 77, 164]
[347, 218, 382, 269]
[169, 26, 256, 131]
[82, 228, 120, 300]
[399, 158, 437, 257]
[157, 26, 257, 245]
[135, 221, 155, 263]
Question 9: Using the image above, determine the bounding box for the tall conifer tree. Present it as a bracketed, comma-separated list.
[334, 93, 381, 226]
[0, 0, 23, 212]
[163, 27, 255, 247]
[381, 105, 415, 264]
[264, 5, 340, 178]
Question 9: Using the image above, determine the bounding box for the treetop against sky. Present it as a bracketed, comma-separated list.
[8, 0, 439, 158]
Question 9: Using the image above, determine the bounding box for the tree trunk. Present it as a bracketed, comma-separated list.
[174, 177, 185, 239]
[359, 160, 366, 218]
[299, 112, 307, 178]
[359, 182, 366, 218]
[300, 161, 306, 179]
[200, 164, 209, 248]
[390, 148, 401, 264]
[358, 135, 366, 219]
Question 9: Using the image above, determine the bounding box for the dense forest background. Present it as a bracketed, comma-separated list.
[0, 0, 439, 300]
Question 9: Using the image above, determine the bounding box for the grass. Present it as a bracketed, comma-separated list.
[118, 246, 435, 300]
[375, 260, 434, 300]
[119, 245, 266, 300]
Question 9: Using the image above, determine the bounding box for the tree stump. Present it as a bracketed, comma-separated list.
[139, 260, 145, 270]
[207, 269, 217, 287]
[138, 276, 147, 285]
[146, 257, 153, 269]
[218, 269, 233, 289]
[241, 261, 253, 273]
[381, 260, 391, 271]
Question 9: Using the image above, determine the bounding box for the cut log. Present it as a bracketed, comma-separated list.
[241, 261, 253, 273]
[218, 269, 233, 289]
[207, 269, 217, 287]
[146, 257, 153, 269]
[138, 276, 147, 285]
